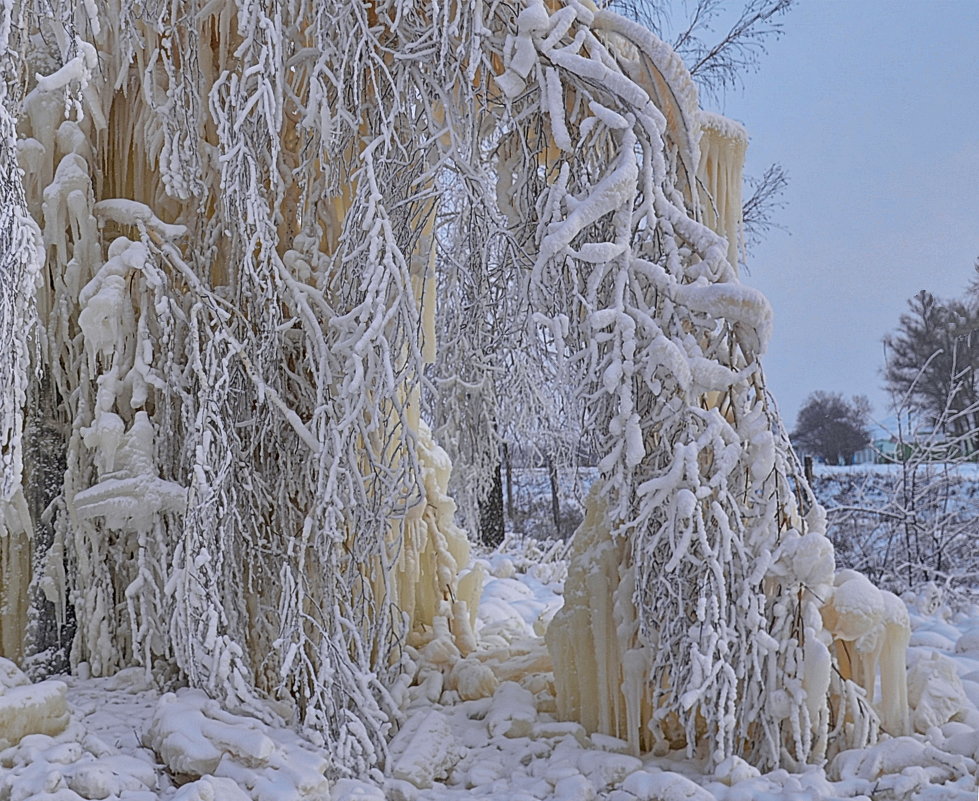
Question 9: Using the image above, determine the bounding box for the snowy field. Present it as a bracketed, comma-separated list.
[817, 464, 979, 479]
[2, 528, 978, 801]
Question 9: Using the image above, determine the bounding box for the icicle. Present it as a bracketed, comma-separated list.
[697, 112, 748, 272]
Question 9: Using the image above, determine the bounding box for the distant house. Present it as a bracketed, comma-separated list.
[851, 438, 903, 465]
[851, 446, 874, 465]
[874, 437, 899, 463]
[864, 435, 978, 464]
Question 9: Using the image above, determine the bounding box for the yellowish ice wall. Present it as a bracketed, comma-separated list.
[0, 493, 32, 662]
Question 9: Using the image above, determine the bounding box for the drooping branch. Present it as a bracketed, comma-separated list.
[604, 0, 795, 99]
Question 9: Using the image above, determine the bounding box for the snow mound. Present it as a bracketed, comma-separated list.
[0, 723, 158, 801]
[485, 681, 538, 739]
[331, 778, 387, 801]
[0, 658, 30, 691]
[575, 748, 642, 791]
[171, 777, 252, 801]
[711, 755, 761, 786]
[908, 651, 970, 731]
[942, 726, 979, 763]
[0, 658, 69, 749]
[142, 689, 330, 800]
[831, 736, 975, 784]
[388, 709, 461, 789]
[621, 769, 713, 801]
[446, 656, 499, 701]
[910, 630, 957, 650]
[954, 626, 979, 654]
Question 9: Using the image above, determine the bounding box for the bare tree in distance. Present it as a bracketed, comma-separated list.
[883, 280, 979, 451]
[819, 279, 979, 602]
[791, 391, 871, 466]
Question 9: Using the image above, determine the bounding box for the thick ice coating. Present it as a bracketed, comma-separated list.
[0, 0, 927, 781]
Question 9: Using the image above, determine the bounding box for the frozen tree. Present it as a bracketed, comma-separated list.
[438, 0, 795, 536]
[0, 0, 488, 777]
[0, 0, 910, 780]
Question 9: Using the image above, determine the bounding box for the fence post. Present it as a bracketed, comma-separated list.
[547, 454, 561, 538]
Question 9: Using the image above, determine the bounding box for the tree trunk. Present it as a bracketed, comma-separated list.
[478, 459, 505, 548]
[503, 442, 513, 521]
[23, 375, 73, 676]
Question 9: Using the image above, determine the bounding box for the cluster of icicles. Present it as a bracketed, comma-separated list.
[0, 0, 911, 779]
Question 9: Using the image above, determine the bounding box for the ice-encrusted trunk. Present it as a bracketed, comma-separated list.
[0, 0, 44, 667]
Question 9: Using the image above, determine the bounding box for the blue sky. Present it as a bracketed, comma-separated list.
[713, 1, 979, 429]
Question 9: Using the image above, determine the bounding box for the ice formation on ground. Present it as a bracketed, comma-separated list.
[0, 658, 69, 750]
[0, 548, 977, 800]
[143, 689, 331, 799]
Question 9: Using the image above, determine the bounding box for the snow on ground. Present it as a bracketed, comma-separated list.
[2, 532, 978, 800]
[812, 462, 979, 513]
